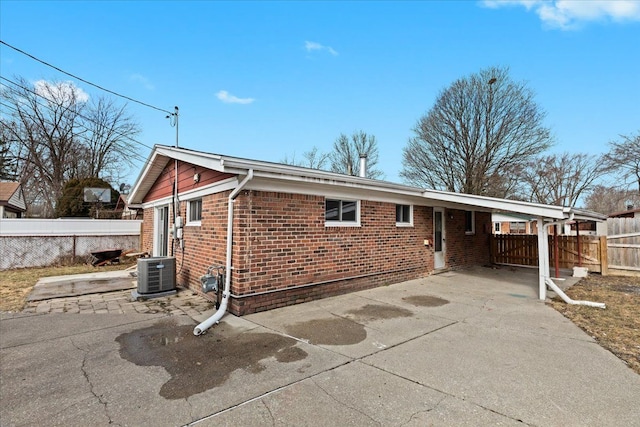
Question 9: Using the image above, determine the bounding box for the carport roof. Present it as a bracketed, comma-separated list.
[129, 145, 606, 222]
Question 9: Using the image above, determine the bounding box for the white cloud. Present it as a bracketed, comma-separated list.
[216, 90, 255, 105]
[130, 73, 155, 90]
[34, 80, 89, 103]
[304, 40, 338, 56]
[482, 0, 640, 29]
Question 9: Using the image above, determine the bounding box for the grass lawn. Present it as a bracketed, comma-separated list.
[549, 274, 640, 375]
[0, 259, 136, 313]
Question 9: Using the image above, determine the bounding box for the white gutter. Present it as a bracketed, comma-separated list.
[545, 278, 605, 309]
[537, 216, 605, 309]
[194, 169, 254, 335]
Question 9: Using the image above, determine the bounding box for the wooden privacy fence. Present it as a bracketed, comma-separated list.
[490, 234, 606, 273]
[607, 218, 640, 275]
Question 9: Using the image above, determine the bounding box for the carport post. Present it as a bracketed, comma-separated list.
[537, 217, 549, 301]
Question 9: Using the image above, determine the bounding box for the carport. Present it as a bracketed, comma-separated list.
[416, 189, 607, 301]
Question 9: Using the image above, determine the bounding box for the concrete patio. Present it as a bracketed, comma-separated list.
[1, 266, 638, 426]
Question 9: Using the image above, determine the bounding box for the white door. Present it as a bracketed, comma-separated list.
[434, 208, 446, 269]
[155, 206, 169, 257]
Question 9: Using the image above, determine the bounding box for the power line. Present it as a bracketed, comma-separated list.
[0, 75, 153, 154]
[0, 78, 153, 175]
[0, 99, 150, 170]
[0, 39, 173, 115]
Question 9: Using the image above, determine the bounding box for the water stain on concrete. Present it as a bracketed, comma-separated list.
[508, 293, 528, 299]
[27, 277, 133, 301]
[346, 304, 413, 322]
[285, 317, 367, 346]
[402, 295, 449, 307]
[116, 320, 307, 400]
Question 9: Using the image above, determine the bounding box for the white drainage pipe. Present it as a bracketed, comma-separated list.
[545, 278, 605, 309]
[194, 169, 254, 335]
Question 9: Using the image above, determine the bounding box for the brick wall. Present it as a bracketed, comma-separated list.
[227, 191, 434, 314]
[141, 208, 154, 254]
[444, 209, 492, 267]
[143, 187, 493, 316]
[177, 191, 230, 291]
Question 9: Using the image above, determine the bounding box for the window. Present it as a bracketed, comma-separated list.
[325, 199, 359, 226]
[494, 222, 501, 233]
[396, 204, 413, 226]
[464, 211, 475, 235]
[510, 222, 526, 234]
[187, 198, 202, 224]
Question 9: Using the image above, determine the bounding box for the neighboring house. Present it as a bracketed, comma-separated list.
[115, 194, 143, 220]
[492, 212, 606, 237]
[492, 212, 536, 234]
[609, 206, 640, 219]
[0, 182, 27, 218]
[128, 145, 605, 315]
[566, 220, 607, 236]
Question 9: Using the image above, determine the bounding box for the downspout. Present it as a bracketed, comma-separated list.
[544, 277, 605, 309]
[542, 215, 605, 309]
[194, 169, 254, 335]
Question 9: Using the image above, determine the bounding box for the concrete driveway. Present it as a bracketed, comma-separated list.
[1, 266, 638, 426]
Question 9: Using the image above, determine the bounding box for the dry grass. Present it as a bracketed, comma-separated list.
[549, 274, 640, 375]
[0, 259, 136, 313]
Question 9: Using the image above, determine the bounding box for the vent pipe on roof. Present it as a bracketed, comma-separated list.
[359, 154, 367, 178]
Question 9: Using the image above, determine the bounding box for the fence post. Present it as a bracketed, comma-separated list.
[599, 235, 608, 276]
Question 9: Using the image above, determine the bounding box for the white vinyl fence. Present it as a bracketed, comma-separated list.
[0, 219, 142, 270]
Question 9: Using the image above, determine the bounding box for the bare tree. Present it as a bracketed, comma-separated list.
[330, 131, 383, 179]
[0, 133, 16, 181]
[518, 153, 612, 207]
[401, 66, 552, 197]
[76, 97, 140, 182]
[1, 77, 140, 217]
[584, 185, 640, 215]
[281, 146, 330, 169]
[605, 132, 640, 194]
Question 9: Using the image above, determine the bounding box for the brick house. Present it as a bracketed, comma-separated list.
[128, 145, 605, 321]
[492, 212, 536, 234]
[609, 206, 640, 219]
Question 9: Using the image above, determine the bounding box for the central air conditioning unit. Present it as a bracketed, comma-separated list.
[137, 257, 176, 294]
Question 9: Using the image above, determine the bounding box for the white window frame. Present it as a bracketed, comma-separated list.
[465, 210, 475, 235]
[395, 204, 413, 227]
[325, 199, 361, 227]
[186, 198, 202, 226]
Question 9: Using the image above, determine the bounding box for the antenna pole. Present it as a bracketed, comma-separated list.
[174, 106, 179, 148]
[173, 106, 180, 255]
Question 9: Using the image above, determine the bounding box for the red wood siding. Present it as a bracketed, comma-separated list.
[143, 160, 234, 203]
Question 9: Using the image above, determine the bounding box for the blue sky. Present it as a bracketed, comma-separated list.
[1, 1, 639, 186]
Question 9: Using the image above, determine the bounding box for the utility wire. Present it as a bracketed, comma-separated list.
[0, 101, 150, 173]
[0, 76, 154, 155]
[1, 99, 149, 175]
[0, 39, 173, 115]
[0, 78, 153, 173]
